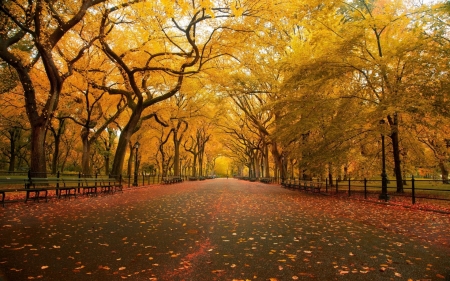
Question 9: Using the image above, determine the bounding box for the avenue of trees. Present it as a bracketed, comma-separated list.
[1, 0, 449, 188]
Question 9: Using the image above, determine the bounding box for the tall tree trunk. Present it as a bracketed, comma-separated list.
[110, 107, 142, 177]
[8, 129, 17, 173]
[51, 133, 61, 174]
[388, 113, 404, 193]
[271, 141, 284, 181]
[50, 118, 65, 175]
[81, 127, 91, 176]
[192, 154, 198, 177]
[198, 153, 203, 177]
[264, 141, 270, 178]
[328, 162, 333, 188]
[105, 155, 110, 176]
[439, 160, 449, 184]
[173, 131, 180, 177]
[127, 142, 133, 179]
[30, 124, 48, 177]
[343, 165, 348, 181]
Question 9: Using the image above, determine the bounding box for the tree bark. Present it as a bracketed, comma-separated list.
[110, 107, 142, 177]
[81, 127, 91, 176]
[7, 129, 18, 173]
[29, 124, 48, 177]
[388, 114, 404, 193]
[127, 142, 134, 179]
[174, 131, 180, 177]
[439, 160, 449, 184]
[51, 132, 61, 175]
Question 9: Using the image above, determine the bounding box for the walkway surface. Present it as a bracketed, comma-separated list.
[0, 179, 449, 281]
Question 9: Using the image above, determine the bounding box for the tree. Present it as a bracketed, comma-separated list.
[0, 0, 106, 176]
[48, 115, 67, 174]
[278, 0, 449, 191]
[62, 82, 125, 175]
[93, 0, 255, 177]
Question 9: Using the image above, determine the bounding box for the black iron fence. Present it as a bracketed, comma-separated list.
[323, 177, 450, 206]
[0, 171, 158, 189]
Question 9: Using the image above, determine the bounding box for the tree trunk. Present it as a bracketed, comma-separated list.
[198, 153, 203, 177]
[105, 154, 110, 176]
[388, 114, 404, 193]
[29, 124, 48, 177]
[192, 154, 198, 177]
[271, 141, 284, 181]
[328, 163, 333, 188]
[264, 142, 270, 178]
[127, 142, 133, 178]
[110, 107, 142, 178]
[8, 129, 17, 173]
[439, 160, 449, 184]
[51, 133, 61, 174]
[173, 131, 180, 177]
[81, 127, 91, 176]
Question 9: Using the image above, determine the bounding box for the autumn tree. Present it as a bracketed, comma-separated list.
[48, 115, 67, 174]
[275, 0, 449, 191]
[91, 0, 262, 178]
[0, 0, 107, 176]
[61, 81, 125, 176]
[98, 127, 119, 175]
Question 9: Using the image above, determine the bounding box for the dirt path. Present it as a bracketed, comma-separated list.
[0, 179, 449, 280]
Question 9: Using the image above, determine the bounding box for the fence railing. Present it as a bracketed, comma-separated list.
[0, 171, 160, 189]
[321, 176, 450, 206]
[0, 171, 198, 188]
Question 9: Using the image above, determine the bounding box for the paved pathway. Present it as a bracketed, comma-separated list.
[0, 179, 449, 280]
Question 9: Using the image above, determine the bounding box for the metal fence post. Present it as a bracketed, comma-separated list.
[78, 172, 81, 193]
[336, 178, 338, 194]
[364, 178, 367, 199]
[348, 178, 351, 197]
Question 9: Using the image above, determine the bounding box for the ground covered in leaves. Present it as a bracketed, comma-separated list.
[0, 179, 449, 280]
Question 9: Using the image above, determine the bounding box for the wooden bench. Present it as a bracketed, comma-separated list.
[26, 177, 58, 202]
[61, 177, 122, 196]
[299, 181, 323, 193]
[260, 178, 272, 184]
[163, 177, 183, 184]
[312, 182, 323, 193]
[0, 178, 28, 207]
[95, 177, 123, 193]
[1, 175, 124, 207]
[283, 179, 299, 189]
[1, 177, 72, 205]
[58, 178, 81, 199]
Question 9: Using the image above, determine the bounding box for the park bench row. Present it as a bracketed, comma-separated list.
[162, 177, 183, 184]
[282, 179, 323, 193]
[236, 176, 274, 183]
[0, 177, 123, 207]
[260, 178, 274, 184]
